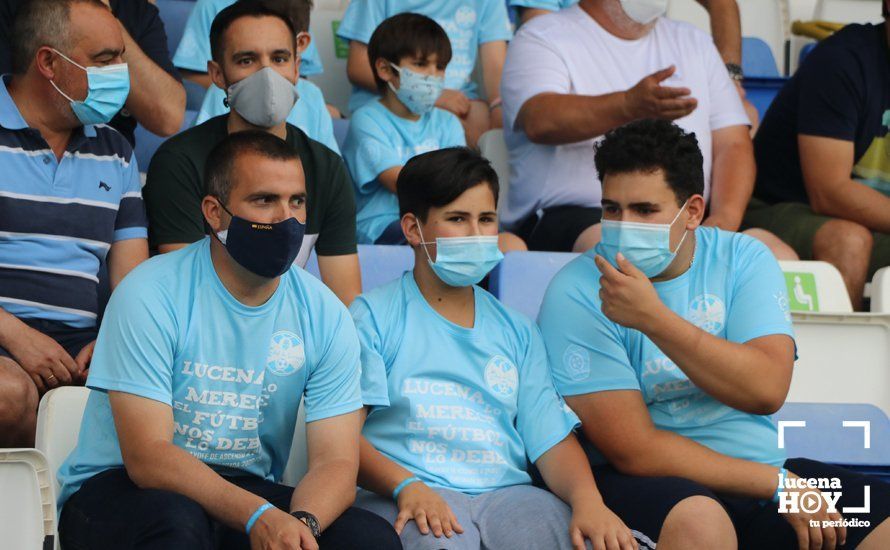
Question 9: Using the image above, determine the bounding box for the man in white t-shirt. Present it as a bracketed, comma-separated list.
[501, 0, 793, 258]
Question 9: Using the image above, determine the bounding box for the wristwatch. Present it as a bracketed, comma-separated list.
[290, 511, 320, 539]
[726, 63, 744, 82]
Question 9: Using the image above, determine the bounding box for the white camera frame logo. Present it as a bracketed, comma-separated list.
[776, 420, 871, 515]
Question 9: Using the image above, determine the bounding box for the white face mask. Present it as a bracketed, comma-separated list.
[619, 0, 668, 25]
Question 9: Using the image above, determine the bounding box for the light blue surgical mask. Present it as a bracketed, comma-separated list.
[50, 49, 130, 126]
[596, 201, 689, 278]
[417, 223, 504, 287]
[388, 63, 444, 116]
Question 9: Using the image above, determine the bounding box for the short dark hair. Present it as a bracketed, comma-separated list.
[594, 119, 704, 206]
[241, 0, 312, 33]
[367, 13, 452, 93]
[210, 1, 297, 64]
[397, 147, 499, 221]
[11, 0, 107, 75]
[205, 130, 301, 204]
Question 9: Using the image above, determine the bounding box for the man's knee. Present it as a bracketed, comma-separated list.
[324, 507, 402, 550]
[661, 495, 736, 549]
[742, 228, 799, 260]
[814, 219, 874, 261]
[0, 358, 38, 420]
[572, 222, 601, 253]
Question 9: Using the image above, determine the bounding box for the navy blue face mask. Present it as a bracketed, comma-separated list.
[214, 201, 305, 278]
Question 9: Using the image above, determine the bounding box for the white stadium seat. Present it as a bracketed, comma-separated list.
[778, 260, 853, 313]
[309, 5, 353, 114]
[36, 387, 90, 496]
[872, 267, 890, 313]
[0, 448, 57, 550]
[477, 129, 511, 217]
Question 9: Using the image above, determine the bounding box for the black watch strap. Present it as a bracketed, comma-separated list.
[726, 62, 744, 81]
[290, 511, 321, 539]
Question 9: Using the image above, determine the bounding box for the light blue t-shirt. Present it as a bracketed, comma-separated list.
[353, 272, 580, 494]
[342, 101, 465, 243]
[336, 0, 513, 113]
[173, 0, 324, 77]
[509, 0, 577, 10]
[57, 239, 380, 506]
[195, 78, 340, 154]
[538, 228, 795, 467]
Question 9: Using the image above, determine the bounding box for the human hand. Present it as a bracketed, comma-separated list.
[395, 480, 464, 538]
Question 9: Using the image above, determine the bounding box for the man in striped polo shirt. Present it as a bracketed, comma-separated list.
[0, 0, 148, 447]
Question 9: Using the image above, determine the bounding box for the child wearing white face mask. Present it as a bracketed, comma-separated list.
[341, 13, 466, 246]
[351, 147, 638, 550]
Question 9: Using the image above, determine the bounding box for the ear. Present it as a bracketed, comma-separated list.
[296, 31, 311, 54]
[34, 46, 59, 81]
[375, 58, 397, 87]
[208, 60, 227, 91]
[684, 194, 706, 229]
[401, 213, 422, 247]
[202, 195, 227, 234]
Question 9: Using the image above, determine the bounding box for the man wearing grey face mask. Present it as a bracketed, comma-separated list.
[143, 1, 363, 306]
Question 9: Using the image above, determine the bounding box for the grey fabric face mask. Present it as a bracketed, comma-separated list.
[226, 67, 299, 128]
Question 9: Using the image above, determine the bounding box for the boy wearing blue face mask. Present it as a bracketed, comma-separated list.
[539, 120, 890, 549]
[350, 147, 637, 550]
[342, 13, 465, 245]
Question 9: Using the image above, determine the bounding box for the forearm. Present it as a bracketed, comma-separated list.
[181, 70, 212, 89]
[535, 435, 603, 507]
[614, 427, 780, 499]
[698, 0, 742, 65]
[518, 92, 633, 145]
[812, 179, 890, 234]
[125, 440, 268, 532]
[642, 307, 787, 413]
[346, 43, 377, 93]
[119, 24, 185, 136]
[357, 435, 415, 498]
[0, 308, 28, 349]
[290, 458, 358, 530]
[481, 41, 506, 104]
[706, 138, 755, 230]
[108, 239, 149, 289]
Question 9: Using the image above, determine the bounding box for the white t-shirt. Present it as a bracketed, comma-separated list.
[501, 5, 750, 227]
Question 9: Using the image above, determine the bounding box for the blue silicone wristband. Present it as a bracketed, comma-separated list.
[392, 476, 421, 501]
[246, 502, 275, 534]
[772, 467, 788, 503]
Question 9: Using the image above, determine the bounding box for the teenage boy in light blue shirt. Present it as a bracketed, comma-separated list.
[337, 0, 512, 147]
[342, 13, 465, 245]
[350, 147, 636, 550]
[539, 119, 890, 550]
[193, 0, 339, 153]
[57, 131, 400, 550]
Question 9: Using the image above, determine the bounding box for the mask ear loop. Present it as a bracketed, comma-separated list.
[669, 200, 691, 254]
[48, 48, 84, 104]
[415, 219, 438, 264]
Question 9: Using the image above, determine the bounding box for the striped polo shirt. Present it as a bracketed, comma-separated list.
[0, 76, 148, 328]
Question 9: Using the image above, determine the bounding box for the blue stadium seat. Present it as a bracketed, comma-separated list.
[184, 79, 208, 112]
[155, 0, 195, 54]
[134, 109, 198, 173]
[742, 36, 780, 78]
[489, 251, 579, 320]
[332, 118, 349, 153]
[743, 77, 787, 121]
[775, 403, 890, 481]
[799, 42, 817, 66]
[304, 244, 415, 292]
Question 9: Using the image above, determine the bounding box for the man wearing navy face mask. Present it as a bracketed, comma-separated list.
[0, 0, 148, 447]
[57, 130, 401, 550]
[539, 120, 890, 549]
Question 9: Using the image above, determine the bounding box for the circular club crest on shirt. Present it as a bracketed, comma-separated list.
[484, 355, 518, 398]
[688, 294, 726, 335]
[266, 331, 305, 376]
[563, 344, 591, 381]
[454, 5, 477, 29]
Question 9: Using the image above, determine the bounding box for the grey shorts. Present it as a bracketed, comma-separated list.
[354, 484, 582, 550]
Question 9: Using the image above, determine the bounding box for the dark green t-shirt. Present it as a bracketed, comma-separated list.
[143, 115, 357, 259]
